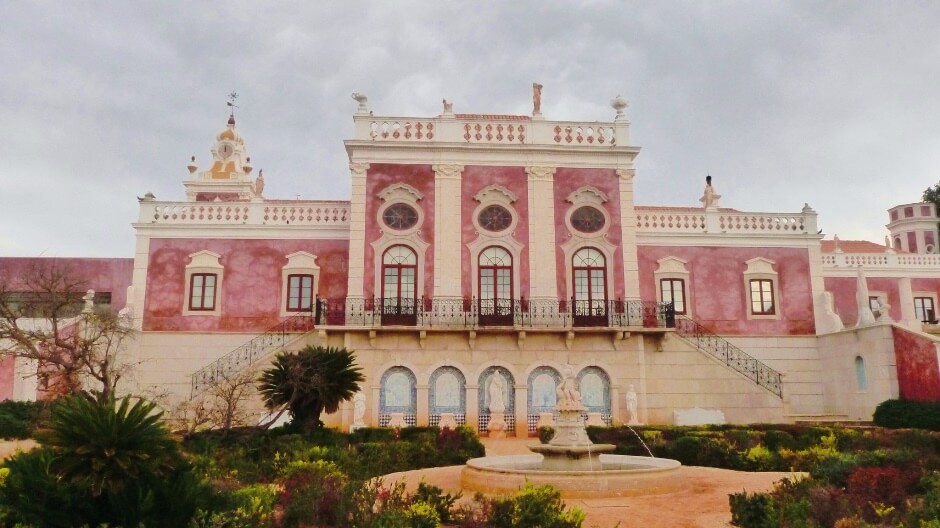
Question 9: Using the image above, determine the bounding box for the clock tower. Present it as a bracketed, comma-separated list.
[183, 115, 259, 202]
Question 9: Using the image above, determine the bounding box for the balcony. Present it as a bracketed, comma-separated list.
[316, 296, 675, 331]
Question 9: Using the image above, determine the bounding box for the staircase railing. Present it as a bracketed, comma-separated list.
[674, 316, 784, 398]
[190, 312, 314, 398]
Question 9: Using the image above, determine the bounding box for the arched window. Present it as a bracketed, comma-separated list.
[855, 356, 867, 391]
[478, 247, 514, 326]
[380, 366, 417, 427]
[381, 245, 417, 325]
[429, 367, 466, 427]
[527, 366, 562, 432]
[572, 248, 608, 326]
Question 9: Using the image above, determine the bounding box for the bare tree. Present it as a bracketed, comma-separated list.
[0, 261, 134, 402]
[207, 368, 259, 432]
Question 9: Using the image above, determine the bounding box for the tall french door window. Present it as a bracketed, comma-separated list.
[479, 247, 513, 325]
[381, 245, 417, 324]
[659, 278, 686, 315]
[286, 274, 314, 312]
[572, 248, 607, 326]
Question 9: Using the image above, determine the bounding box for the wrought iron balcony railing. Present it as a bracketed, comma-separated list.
[317, 296, 676, 330]
[673, 316, 784, 399]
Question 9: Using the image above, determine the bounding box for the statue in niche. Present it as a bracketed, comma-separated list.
[556, 364, 581, 407]
[352, 392, 366, 427]
[487, 372, 506, 413]
[626, 384, 639, 425]
[254, 170, 265, 197]
[532, 82, 543, 115]
[700, 175, 721, 209]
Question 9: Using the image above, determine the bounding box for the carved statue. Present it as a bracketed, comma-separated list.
[82, 290, 95, 315]
[442, 99, 454, 114]
[352, 392, 366, 426]
[532, 82, 543, 115]
[488, 373, 506, 413]
[626, 384, 638, 425]
[254, 170, 265, 197]
[556, 364, 581, 407]
[700, 175, 721, 209]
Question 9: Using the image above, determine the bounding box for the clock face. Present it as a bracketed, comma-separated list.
[218, 143, 234, 159]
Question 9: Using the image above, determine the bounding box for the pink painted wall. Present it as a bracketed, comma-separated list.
[0, 356, 14, 400]
[825, 277, 907, 326]
[552, 168, 625, 299]
[460, 166, 530, 297]
[638, 246, 816, 335]
[892, 326, 940, 401]
[143, 239, 349, 332]
[362, 164, 436, 299]
[0, 257, 134, 309]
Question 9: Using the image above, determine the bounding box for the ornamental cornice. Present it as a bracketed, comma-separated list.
[526, 166, 556, 181]
[432, 164, 463, 179]
[349, 162, 370, 177]
[377, 183, 423, 203]
[616, 168, 635, 181]
[474, 184, 518, 204]
[566, 186, 609, 205]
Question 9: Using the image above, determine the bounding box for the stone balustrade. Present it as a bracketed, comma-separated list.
[636, 207, 818, 237]
[138, 200, 350, 228]
[822, 252, 940, 269]
[352, 113, 629, 147]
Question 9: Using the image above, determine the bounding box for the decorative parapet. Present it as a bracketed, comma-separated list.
[636, 208, 818, 236]
[352, 114, 629, 147]
[822, 252, 940, 269]
[137, 200, 351, 227]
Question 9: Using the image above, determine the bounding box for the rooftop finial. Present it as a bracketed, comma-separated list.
[532, 82, 543, 116]
[226, 91, 239, 124]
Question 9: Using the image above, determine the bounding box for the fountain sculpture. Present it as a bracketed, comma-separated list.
[461, 365, 683, 498]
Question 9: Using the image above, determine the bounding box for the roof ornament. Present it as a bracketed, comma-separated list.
[611, 95, 628, 119]
[532, 82, 543, 117]
[226, 91, 239, 124]
[352, 92, 369, 114]
[700, 174, 721, 209]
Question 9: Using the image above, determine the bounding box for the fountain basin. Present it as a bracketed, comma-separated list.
[462, 454, 683, 498]
[528, 442, 617, 471]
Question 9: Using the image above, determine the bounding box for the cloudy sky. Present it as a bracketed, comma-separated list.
[2, 2, 939, 257]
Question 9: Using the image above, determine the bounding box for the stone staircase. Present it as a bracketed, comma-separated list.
[673, 316, 784, 399]
[189, 312, 315, 398]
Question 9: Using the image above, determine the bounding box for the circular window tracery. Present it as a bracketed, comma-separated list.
[382, 203, 419, 230]
[570, 206, 605, 233]
[478, 204, 513, 232]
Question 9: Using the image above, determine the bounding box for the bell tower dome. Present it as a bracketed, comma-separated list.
[183, 102, 259, 202]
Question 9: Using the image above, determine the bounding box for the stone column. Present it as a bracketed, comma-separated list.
[525, 166, 558, 300]
[432, 165, 464, 297]
[898, 277, 918, 329]
[617, 168, 640, 298]
[416, 384, 430, 426]
[466, 384, 480, 433]
[513, 385, 529, 438]
[346, 163, 370, 298]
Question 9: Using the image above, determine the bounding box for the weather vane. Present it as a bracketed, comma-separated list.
[226, 91, 239, 118]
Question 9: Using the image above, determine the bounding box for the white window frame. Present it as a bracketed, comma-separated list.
[372, 184, 429, 300]
[280, 252, 320, 316]
[560, 186, 616, 302]
[913, 292, 938, 323]
[743, 257, 780, 320]
[183, 250, 223, 316]
[654, 257, 691, 316]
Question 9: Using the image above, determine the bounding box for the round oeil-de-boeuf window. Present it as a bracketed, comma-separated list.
[570, 206, 605, 233]
[382, 203, 419, 230]
[478, 204, 513, 232]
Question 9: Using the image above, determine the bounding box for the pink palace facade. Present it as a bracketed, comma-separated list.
[3, 93, 940, 433]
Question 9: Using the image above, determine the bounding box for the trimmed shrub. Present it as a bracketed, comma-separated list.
[538, 426, 555, 444]
[729, 491, 776, 528]
[874, 399, 940, 430]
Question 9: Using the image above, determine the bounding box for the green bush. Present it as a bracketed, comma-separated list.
[729, 491, 776, 528]
[874, 399, 940, 430]
[478, 483, 585, 528]
[0, 400, 48, 439]
[538, 426, 555, 444]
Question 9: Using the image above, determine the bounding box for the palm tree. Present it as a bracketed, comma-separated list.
[258, 345, 364, 431]
[40, 395, 181, 496]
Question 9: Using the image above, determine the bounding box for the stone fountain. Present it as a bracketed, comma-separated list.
[462, 365, 683, 498]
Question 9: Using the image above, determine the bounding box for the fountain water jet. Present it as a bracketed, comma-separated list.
[461, 366, 683, 498]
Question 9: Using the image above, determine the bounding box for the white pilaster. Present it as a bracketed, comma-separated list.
[617, 168, 640, 298]
[346, 163, 370, 297]
[526, 166, 558, 299]
[898, 277, 919, 329]
[432, 164, 463, 297]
